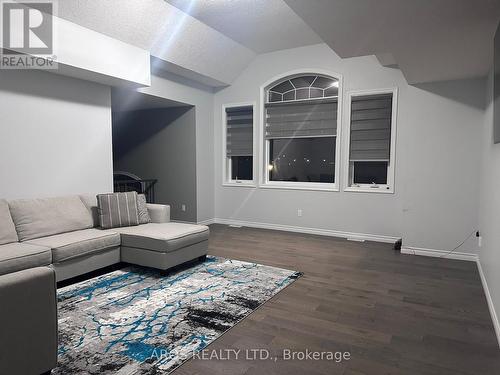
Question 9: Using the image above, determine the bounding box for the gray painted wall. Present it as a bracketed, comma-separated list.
[214, 43, 485, 252]
[139, 72, 215, 223]
[0, 69, 113, 199]
[113, 107, 197, 222]
[479, 68, 500, 335]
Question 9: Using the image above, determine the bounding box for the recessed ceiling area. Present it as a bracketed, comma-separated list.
[165, 0, 322, 53]
[285, 0, 500, 83]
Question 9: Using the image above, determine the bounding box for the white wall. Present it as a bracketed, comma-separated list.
[0, 69, 113, 199]
[478, 69, 500, 338]
[399, 78, 484, 252]
[214, 44, 485, 251]
[138, 72, 215, 223]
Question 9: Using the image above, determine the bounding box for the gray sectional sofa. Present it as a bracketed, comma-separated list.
[0, 194, 209, 375]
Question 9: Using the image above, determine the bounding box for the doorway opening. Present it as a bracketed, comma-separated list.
[111, 88, 197, 222]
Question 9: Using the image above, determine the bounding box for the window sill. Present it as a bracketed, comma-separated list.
[222, 181, 257, 188]
[344, 186, 394, 194]
[259, 182, 338, 192]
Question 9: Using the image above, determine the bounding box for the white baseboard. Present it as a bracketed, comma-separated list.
[197, 218, 216, 226]
[476, 258, 500, 348]
[401, 246, 478, 262]
[211, 218, 399, 243]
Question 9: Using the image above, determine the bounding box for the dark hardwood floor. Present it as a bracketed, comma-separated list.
[173, 224, 500, 375]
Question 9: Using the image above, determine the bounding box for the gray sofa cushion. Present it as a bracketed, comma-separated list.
[9, 196, 93, 241]
[0, 242, 52, 276]
[137, 194, 151, 224]
[97, 192, 140, 229]
[79, 194, 100, 227]
[112, 223, 209, 253]
[0, 199, 18, 245]
[146, 203, 170, 223]
[26, 229, 121, 263]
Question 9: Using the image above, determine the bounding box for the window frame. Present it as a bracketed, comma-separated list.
[259, 69, 343, 192]
[222, 102, 257, 187]
[342, 88, 398, 194]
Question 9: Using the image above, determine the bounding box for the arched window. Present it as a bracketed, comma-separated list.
[263, 72, 341, 190]
[267, 74, 339, 103]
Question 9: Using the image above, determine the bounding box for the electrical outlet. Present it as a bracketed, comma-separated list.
[297, 209, 302, 217]
[181, 204, 186, 212]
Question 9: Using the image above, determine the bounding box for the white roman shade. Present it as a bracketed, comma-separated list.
[349, 93, 393, 161]
[226, 106, 253, 157]
[265, 99, 337, 139]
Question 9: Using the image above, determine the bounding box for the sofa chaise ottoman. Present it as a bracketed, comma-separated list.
[110, 222, 209, 271]
[6, 194, 209, 282]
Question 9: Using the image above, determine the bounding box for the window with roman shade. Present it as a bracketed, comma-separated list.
[265, 100, 337, 139]
[224, 105, 254, 182]
[346, 90, 397, 192]
[263, 73, 341, 187]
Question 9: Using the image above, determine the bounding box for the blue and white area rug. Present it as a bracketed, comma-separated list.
[54, 256, 301, 374]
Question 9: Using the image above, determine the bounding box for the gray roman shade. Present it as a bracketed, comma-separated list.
[226, 106, 253, 157]
[265, 99, 337, 139]
[349, 93, 393, 161]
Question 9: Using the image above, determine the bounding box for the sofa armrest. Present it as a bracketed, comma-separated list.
[0, 266, 58, 375]
[147, 203, 170, 223]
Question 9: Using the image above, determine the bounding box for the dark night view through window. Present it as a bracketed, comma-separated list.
[265, 74, 339, 184]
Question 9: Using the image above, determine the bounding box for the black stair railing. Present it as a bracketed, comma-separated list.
[113, 178, 158, 203]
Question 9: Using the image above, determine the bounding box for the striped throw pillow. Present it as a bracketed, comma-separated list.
[97, 192, 140, 229]
[137, 194, 151, 224]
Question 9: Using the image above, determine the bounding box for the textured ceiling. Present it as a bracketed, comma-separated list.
[166, 0, 322, 53]
[285, 0, 500, 83]
[55, 0, 255, 86]
[55, 0, 500, 86]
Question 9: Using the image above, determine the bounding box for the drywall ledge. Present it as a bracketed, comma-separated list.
[1, 14, 150, 88]
[53, 16, 150, 87]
